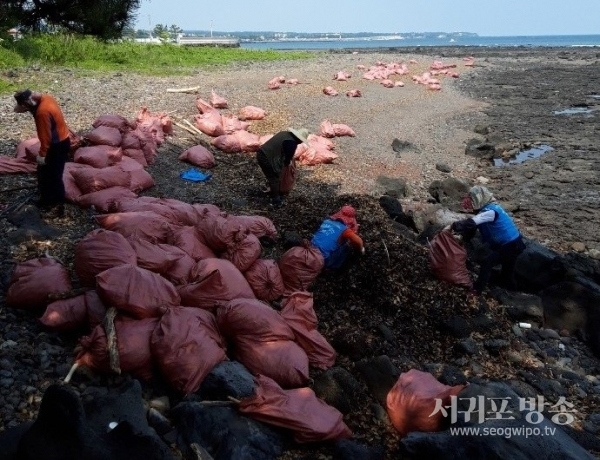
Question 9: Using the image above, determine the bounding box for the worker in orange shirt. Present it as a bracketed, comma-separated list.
[311, 205, 365, 269]
[14, 89, 71, 217]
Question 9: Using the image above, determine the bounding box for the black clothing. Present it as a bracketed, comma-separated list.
[256, 131, 300, 199]
[473, 236, 526, 294]
[37, 138, 69, 208]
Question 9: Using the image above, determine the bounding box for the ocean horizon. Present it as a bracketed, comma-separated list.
[240, 34, 600, 50]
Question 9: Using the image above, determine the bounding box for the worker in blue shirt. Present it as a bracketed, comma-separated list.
[450, 186, 525, 294]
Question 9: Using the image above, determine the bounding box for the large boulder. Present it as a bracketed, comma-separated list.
[465, 138, 496, 160]
[400, 382, 595, 460]
[13, 383, 175, 460]
[514, 240, 565, 293]
[428, 178, 471, 211]
[171, 403, 284, 460]
[541, 280, 600, 357]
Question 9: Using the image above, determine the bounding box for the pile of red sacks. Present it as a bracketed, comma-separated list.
[4, 109, 171, 209]
[5, 191, 354, 441]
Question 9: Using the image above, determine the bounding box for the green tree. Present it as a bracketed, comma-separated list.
[5, 0, 142, 40]
[153, 23, 170, 41]
[168, 24, 183, 38]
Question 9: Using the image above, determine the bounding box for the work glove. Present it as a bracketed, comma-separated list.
[36, 155, 46, 166]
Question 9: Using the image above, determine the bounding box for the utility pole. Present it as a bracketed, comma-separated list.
[210, 20, 213, 38]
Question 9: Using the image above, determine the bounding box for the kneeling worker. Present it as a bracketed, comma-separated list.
[450, 185, 525, 294]
[311, 205, 365, 269]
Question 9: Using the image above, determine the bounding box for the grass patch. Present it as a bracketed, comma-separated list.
[0, 34, 313, 76]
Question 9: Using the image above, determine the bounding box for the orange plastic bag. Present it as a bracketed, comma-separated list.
[386, 369, 466, 436]
[239, 375, 352, 443]
[428, 231, 473, 289]
[6, 258, 72, 310]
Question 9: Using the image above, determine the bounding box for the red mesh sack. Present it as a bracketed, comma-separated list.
[178, 258, 255, 310]
[96, 211, 174, 243]
[122, 148, 148, 167]
[74, 145, 123, 168]
[211, 134, 242, 153]
[75, 186, 137, 213]
[239, 375, 352, 443]
[209, 90, 228, 109]
[179, 145, 216, 169]
[386, 369, 466, 436]
[113, 197, 180, 222]
[92, 114, 135, 133]
[234, 130, 261, 153]
[0, 157, 37, 174]
[84, 126, 122, 147]
[235, 340, 309, 389]
[332, 123, 356, 137]
[74, 229, 137, 287]
[121, 132, 142, 150]
[15, 138, 39, 162]
[169, 226, 216, 261]
[128, 168, 155, 193]
[238, 105, 266, 121]
[228, 215, 277, 240]
[194, 113, 225, 137]
[217, 298, 294, 341]
[76, 316, 158, 380]
[71, 166, 131, 194]
[278, 241, 325, 293]
[222, 232, 262, 273]
[243, 259, 285, 302]
[127, 238, 182, 274]
[280, 292, 336, 370]
[6, 258, 72, 310]
[217, 298, 309, 388]
[84, 290, 107, 329]
[160, 199, 201, 226]
[428, 231, 473, 289]
[63, 162, 90, 202]
[96, 264, 179, 319]
[199, 214, 246, 253]
[158, 244, 196, 285]
[39, 295, 87, 332]
[280, 161, 297, 195]
[151, 307, 227, 395]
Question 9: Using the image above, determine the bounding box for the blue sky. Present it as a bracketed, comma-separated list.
[134, 0, 600, 36]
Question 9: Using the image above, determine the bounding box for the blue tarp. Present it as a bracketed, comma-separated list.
[180, 169, 212, 182]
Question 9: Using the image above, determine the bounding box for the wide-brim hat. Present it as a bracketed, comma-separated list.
[288, 127, 310, 145]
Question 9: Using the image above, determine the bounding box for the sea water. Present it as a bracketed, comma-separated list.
[241, 34, 600, 50]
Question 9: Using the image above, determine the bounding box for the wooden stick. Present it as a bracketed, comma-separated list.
[227, 396, 242, 404]
[173, 121, 200, 137]
[182, 118, 204, 136]
[166, 86, 201, 94]
[381, 239, 391, 266]
[103, 307, 121, 374]
[64, 362, 79, 383]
